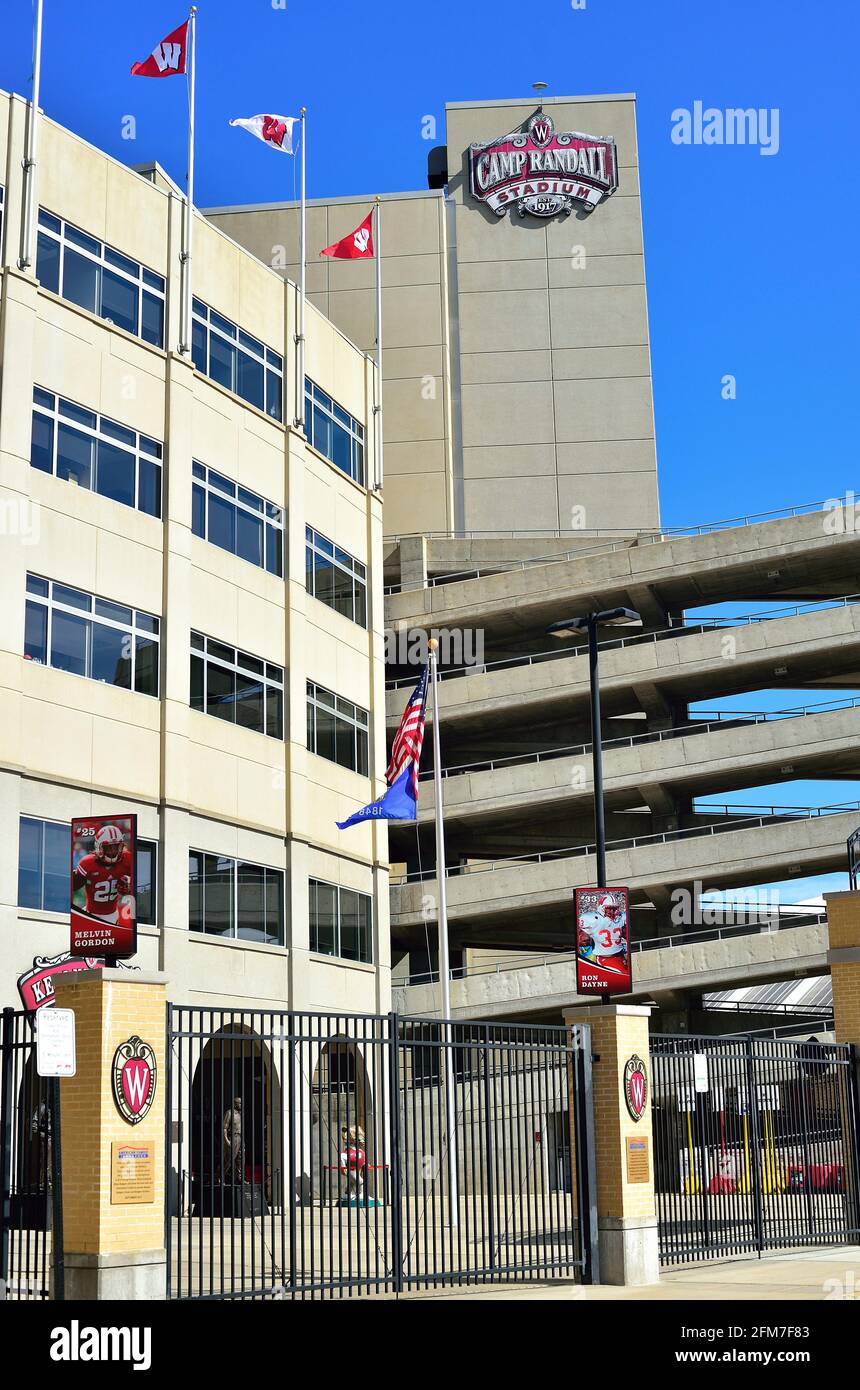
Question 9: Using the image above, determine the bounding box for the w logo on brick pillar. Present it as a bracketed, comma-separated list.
[112, 1036, 157, 1125]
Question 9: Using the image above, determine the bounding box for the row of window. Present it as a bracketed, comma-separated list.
[306, 680, 370, 776]
[22, 575, 371, 775]
[305, 526, 367, 627]
[29, 391, 370, 617]
[192, 461, 284, 577]
[37, 209, 166, 348]
[190, 632, 284, 740]
[31, 207, 373, 478]
[32, 388, 162, 518]
[24, 575, 160, 696]
[18, 816, 372, 961]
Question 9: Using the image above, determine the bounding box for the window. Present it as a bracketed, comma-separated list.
[190, 631, 283, 739]
[305, 527, 367, 627]
[24, 574, 160, 696]
[191, 462, 283, 576]
[306, 680, 368, 774]
[191, 298, 283, 421]
[309, 879, 372, 963]
[304, 379, 365, 485]
[188, 851, 284, 945]
[31, 388, 162, 519]
[18, 816, 157, 924]
[35, 209, 166, 348]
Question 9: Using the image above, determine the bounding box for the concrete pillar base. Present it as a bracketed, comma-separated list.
[57, 1249, 167, 1301]
[598, 1215, 660, 1286]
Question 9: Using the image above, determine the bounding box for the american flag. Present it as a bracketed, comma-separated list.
[385, 664, 428, 799]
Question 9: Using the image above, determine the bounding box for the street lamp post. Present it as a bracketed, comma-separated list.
[547, 607, 641, 888]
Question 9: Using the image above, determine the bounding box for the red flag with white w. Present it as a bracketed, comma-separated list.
[131, 20, 189, 77]
[320, 210, 375, 260]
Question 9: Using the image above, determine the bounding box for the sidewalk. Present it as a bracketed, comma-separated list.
[402, 1245, 860, 1300]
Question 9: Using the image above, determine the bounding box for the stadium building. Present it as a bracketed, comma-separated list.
[0, 88, 390, 1019]
[210, 94, 860, 1038]
[1, 86, 857, 1035]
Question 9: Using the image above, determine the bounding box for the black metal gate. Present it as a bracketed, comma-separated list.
[166, 1007, 597, 1298]
[653, 1033, 860, 1266]
[1, 1008, 61, 1301]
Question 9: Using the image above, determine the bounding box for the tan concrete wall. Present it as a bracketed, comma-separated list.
[0, 96, 390, 1019]
[445, 95, 658, 535]
[205, 93, 661, 541]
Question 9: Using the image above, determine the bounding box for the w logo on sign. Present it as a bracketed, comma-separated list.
[529, 114, 554, 147]
[112, 1036, 157, 1125]
[353, 227, 370, 253]
[154, 42, 182, 73]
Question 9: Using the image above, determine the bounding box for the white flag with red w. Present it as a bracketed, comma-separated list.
[229, 114, 298, 153]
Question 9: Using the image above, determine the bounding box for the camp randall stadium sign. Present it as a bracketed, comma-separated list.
[469, 112, 618, 220]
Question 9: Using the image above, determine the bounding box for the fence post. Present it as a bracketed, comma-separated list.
[563, 1003, 658, 1285]
[49, 1076, 64, 1300]
[387, 1013, 403, 1295]
[744, 1036, 765, 1252]
[572, 1024, 600, 1285]
[0, 1008, 14, 1297]
[482, 1024, 496, 1271]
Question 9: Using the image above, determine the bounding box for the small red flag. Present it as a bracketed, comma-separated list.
[320, 210, 375, 260]
[131, 20, 189, 78]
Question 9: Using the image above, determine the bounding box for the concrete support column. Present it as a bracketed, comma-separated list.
[52, 969, 168, 1300]
[398, 535, 429, 591]
[563, 1003, 659, 1286]
[825, 891, 860, 1048]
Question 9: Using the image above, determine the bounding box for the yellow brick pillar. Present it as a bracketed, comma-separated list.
[563, 1003, 659, 1285]
[52, 969, 168, 1300]
[825, 891, 860, 1048]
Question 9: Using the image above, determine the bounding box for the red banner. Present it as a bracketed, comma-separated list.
[70, 814, 138, 958]
[575, 886, 631, 995]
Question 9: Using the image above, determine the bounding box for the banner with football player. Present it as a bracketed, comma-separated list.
[575, 886, 631, 995]
[70, 814, 138, 958]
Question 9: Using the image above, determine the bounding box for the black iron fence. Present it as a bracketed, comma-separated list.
[166, 1007, 596, 1298]
[652, 1033, 860, 1266]
[0, 1008, 61, 1301]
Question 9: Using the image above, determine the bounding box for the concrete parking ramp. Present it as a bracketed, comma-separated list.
[387, 602, 860, 731]
[394, 920, 829, 1022]
[418, 702, 860, 827]
[390, 806, 858, 945]
[386, 507, 860, 639]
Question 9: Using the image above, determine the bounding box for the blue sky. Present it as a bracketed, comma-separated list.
[3, 0, 858, 898]
[2, 0, 857, 528]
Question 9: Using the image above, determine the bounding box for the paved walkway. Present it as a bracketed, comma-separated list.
[402, 1245, 860, 1300]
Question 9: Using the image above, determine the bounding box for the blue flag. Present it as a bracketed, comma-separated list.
[336, 766, 417, 830]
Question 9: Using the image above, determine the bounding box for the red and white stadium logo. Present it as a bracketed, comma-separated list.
[112, 1036, 157, 1126]
[469, 111, 618, 220]
[624, 1055, 648, 1122]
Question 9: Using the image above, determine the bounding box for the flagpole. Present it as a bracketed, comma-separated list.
[18, 0, 44, 271]
[180, 5, 197, 354]
[428, 638, 458, 1227]
[373, 195, 384, 491]
[295, 107, 307, 427]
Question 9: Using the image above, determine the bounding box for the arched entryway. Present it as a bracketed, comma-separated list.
[310, 1038, 379, 1203]
[190, 1023, 282, 1216]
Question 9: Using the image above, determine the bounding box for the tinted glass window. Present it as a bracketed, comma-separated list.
[63, 248, 99, 314]
[101, 268, 138, 335]
[96, 440, 136, 509]
[50, 609, 88, 676]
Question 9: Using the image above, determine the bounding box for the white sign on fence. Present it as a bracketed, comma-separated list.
[35, 1006, 76, 1078]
